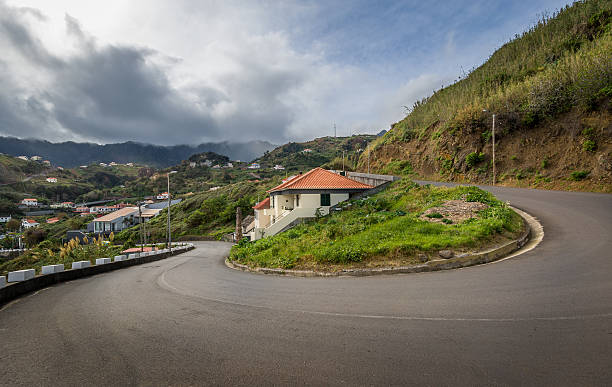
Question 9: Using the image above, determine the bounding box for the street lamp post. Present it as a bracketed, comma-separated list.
[483, 110, 496, 185]
[167, 171, 177, 251]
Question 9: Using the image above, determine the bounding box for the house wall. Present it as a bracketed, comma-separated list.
[298, 193, 349, 209]
[254, 210, 271, 229]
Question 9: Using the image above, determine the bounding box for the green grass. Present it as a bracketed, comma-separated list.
[230, 180, 522, 269]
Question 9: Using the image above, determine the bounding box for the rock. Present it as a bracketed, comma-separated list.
[418, 254, 429, 263]
[439, 250, 454, 259]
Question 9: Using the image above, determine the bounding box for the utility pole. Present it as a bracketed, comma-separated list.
[334, 123, 336, 138]
[483, 110, 496, 186]
[342, 150, 345, 173]
[138, 203, 144, 253]
[367, 152, 371, 174]
[167, 171, 177, 251]
[492, 114, 496, 186]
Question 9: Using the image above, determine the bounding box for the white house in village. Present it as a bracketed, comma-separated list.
[248, 163, 261, 169]
[92, 207, 139, 234]
[22, 219, 39, 229]
[0, 216, 12, 223]
[250, 168, 374, 240]
[46, 177, 57, 183]
[21, 198, 38, 206]
[156, 192, 169, 200]
[273, 165, 285, 170]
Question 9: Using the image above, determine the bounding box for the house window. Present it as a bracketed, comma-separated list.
[296, 195, 300, 207]
[320, 193, 331, 206]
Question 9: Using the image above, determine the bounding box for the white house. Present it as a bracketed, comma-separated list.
[46, 177, 57, 183]
[273, 165, 285, 170]
[22, 219, 39, 229]
[250, 168, 373, 240]
[21, 198, 38, 206]
[17, 155, 28, 161]
[156, 192, 169, 200]
[31, 156, 42, 161]
[248, 163, 261, 169]
[92, 207, 139, 234]
[0, 216, 11, 223]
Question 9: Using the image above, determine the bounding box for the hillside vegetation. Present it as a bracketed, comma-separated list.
[364, 0, 612, 192]
[115, 178, 280, 244]
[255, 135, 376, 172]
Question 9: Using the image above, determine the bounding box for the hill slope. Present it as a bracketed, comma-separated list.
[363, 0, 612, 192]
[255, 135, 377, 172]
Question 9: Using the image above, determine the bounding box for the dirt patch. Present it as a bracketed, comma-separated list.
[419, 199, 488, 224]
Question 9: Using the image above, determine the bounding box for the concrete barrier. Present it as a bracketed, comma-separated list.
[8, 269, 36, 282]
[113, 255, 126, 262]
[71, 261, 91, 269]
[95, 258, 111, 265]
[42, 264, 65, 275]
[1, 244, 196, 306]
[129, 253, 140, 259]
[0, 276, 6, 288]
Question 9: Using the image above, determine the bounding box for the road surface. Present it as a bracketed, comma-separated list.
[1, 185, 611, 385]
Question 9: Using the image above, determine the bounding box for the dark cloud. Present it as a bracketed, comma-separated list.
[0, 2, 228, 145]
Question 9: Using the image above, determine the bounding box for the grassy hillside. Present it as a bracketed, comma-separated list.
[363, 0, 612, 192]
[230, 180, 522, 270]
[115, 178, 281, 244]
[255, 135, 377, 172]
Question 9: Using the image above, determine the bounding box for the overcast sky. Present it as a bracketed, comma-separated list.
[1, 0, 570, 146]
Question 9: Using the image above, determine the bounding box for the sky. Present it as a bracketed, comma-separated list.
[0, 0, 571, 146]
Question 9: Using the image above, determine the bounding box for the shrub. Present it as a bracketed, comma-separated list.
[442, 218, 453, 224]
[465, 152, 485, 168]
[426, 212, 443, 219]
[570, 170, 590, 181]
[582, 139, 596, 152]
[541, 157, 550, 169]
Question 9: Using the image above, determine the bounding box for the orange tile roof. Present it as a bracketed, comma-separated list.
[253, 197, 270, 210]
[268, 168, 373, 192]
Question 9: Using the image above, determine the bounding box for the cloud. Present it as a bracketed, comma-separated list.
[0, 0, 572, 146]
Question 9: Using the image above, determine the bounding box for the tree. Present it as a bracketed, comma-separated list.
[24, 229, 47, 248]
[6, 218, 20, 231]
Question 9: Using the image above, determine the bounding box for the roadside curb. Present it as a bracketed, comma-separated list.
[225, 206, 541, 277]
[0, 245, 195, 306]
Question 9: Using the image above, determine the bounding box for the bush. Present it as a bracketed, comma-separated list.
[426, 212, 443, 219]
[465, 152, 485, 168]
[570, 170, 590, 181]
[582, 139, 596, 152]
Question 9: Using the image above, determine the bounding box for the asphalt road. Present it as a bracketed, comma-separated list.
[1, 185, 611, 386]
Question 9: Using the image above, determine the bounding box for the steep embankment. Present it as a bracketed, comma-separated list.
[362, 1, 612, 192]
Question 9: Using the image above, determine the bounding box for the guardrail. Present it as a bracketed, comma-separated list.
[0, 243, 195, 305]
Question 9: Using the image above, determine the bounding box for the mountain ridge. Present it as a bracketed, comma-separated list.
[0, 137, 277, 168]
